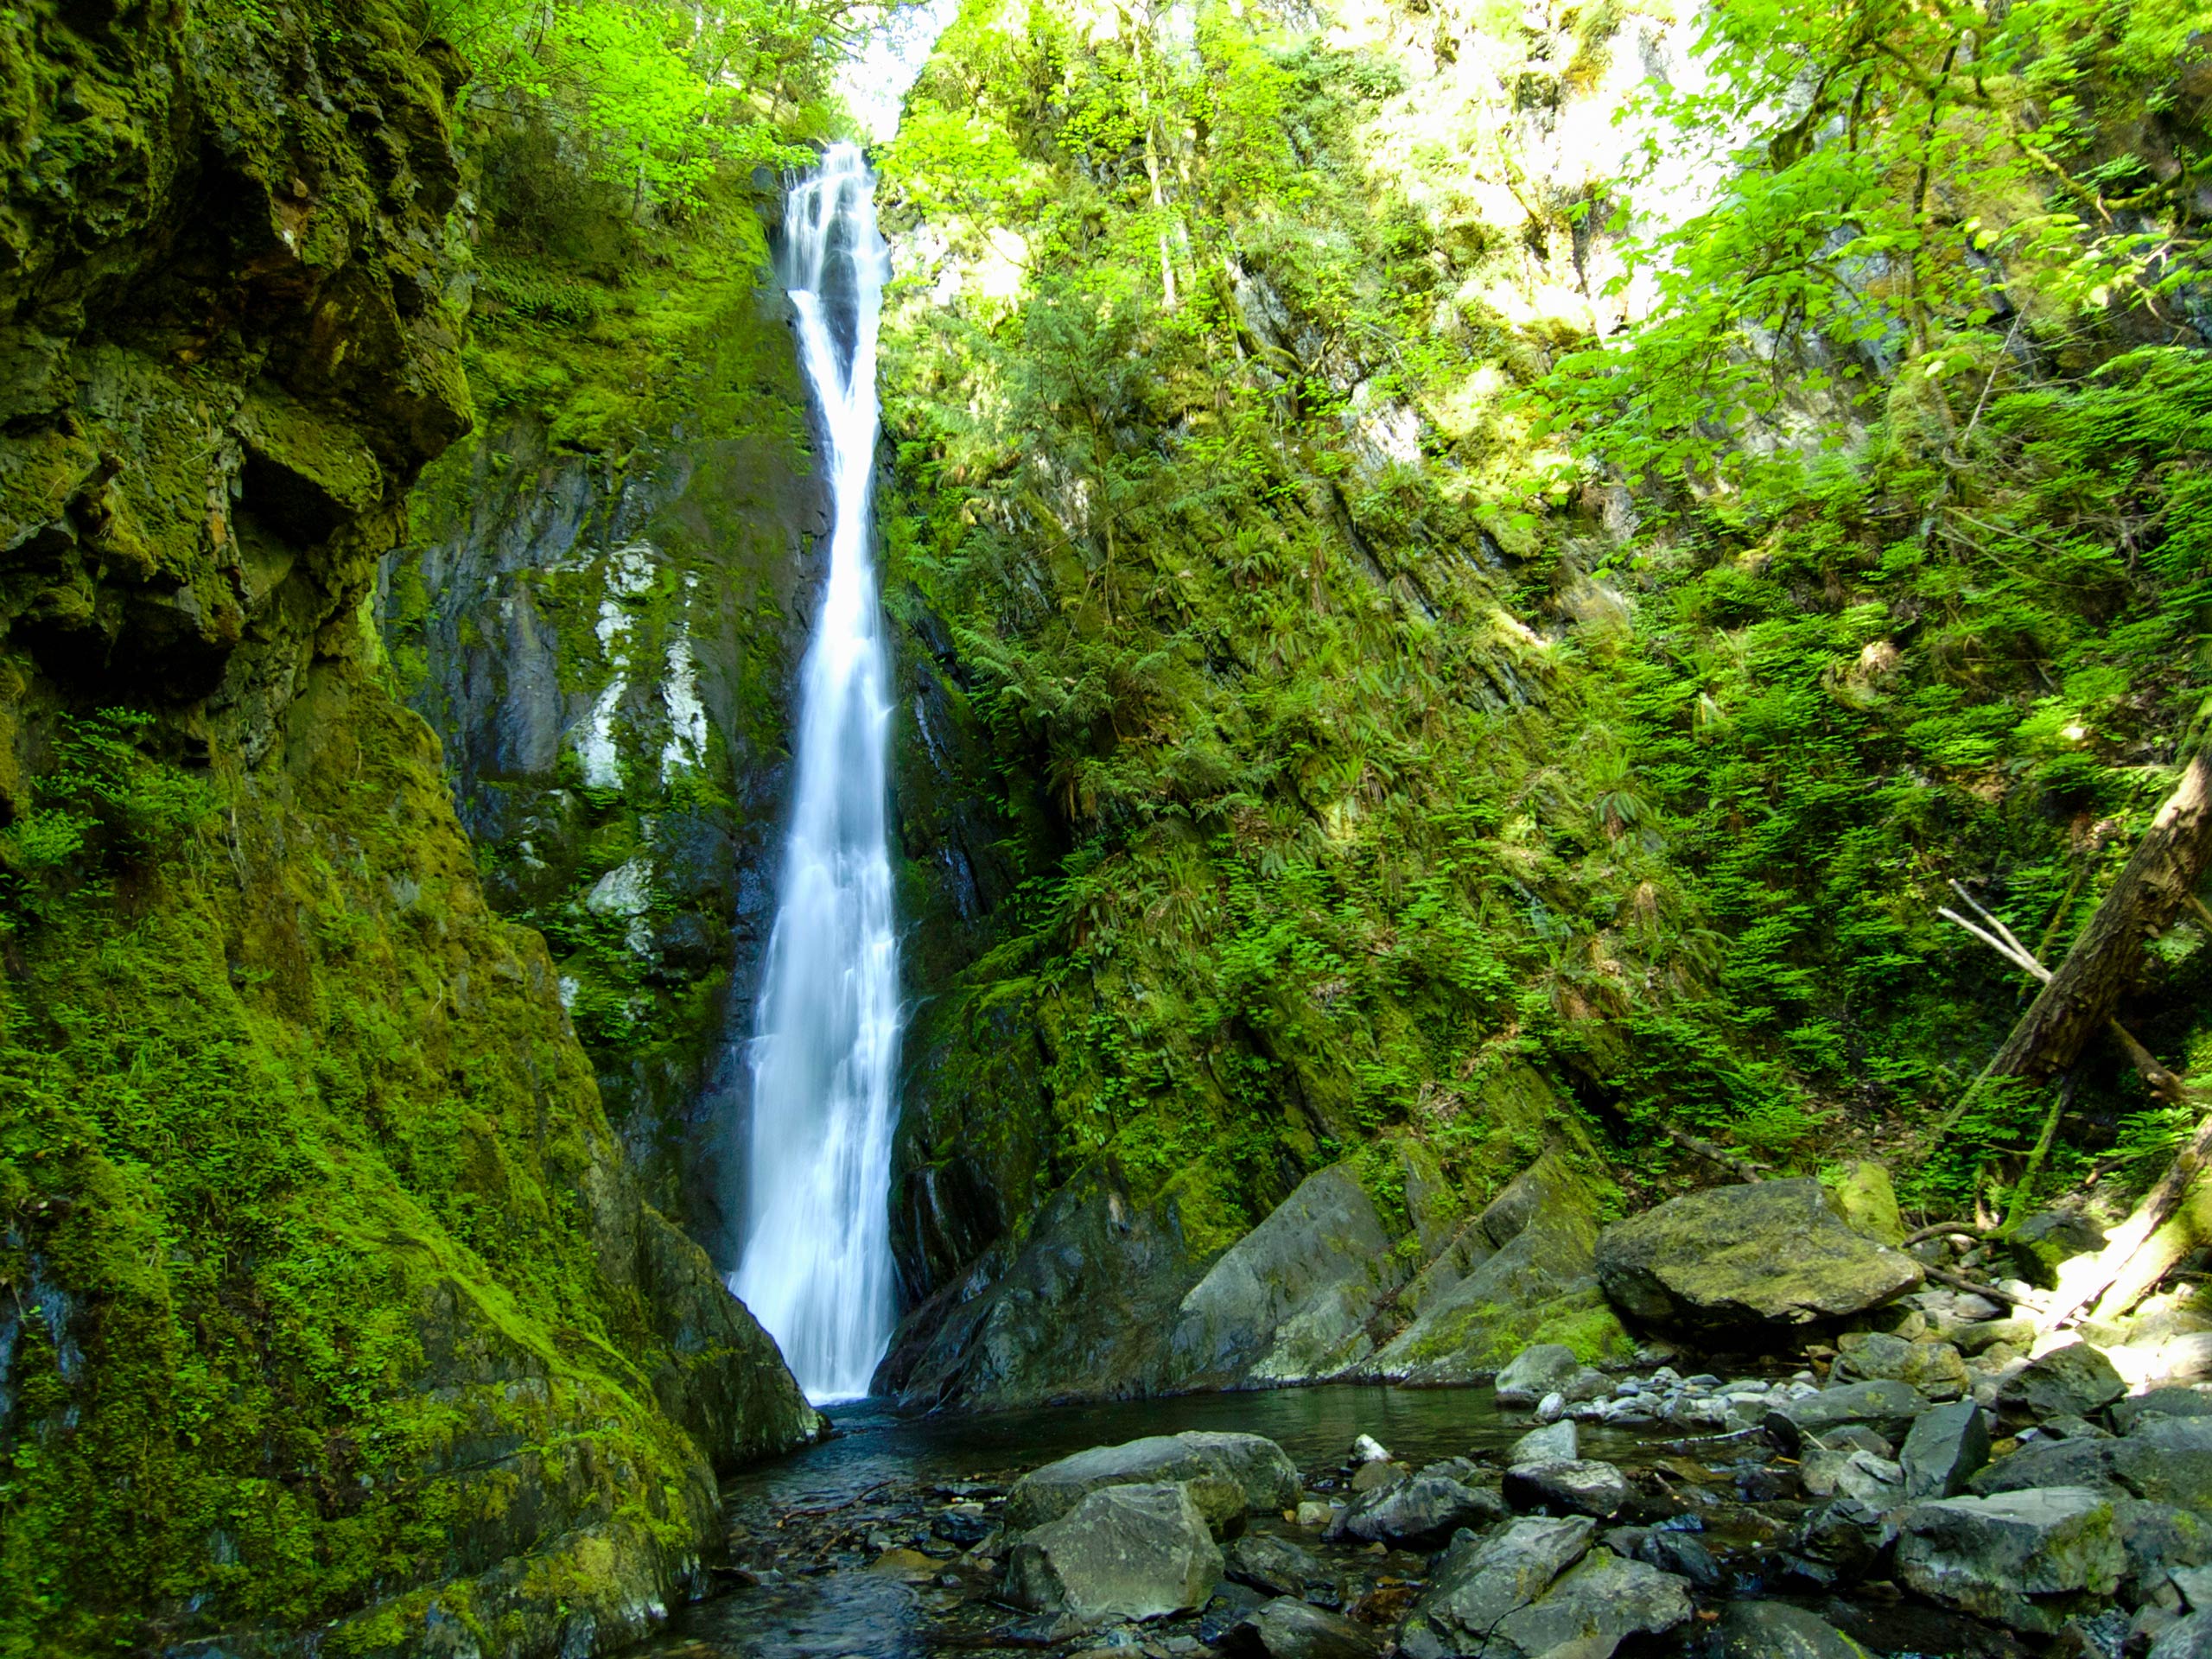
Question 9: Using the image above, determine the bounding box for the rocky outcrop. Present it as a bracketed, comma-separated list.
[1161, 1164, 1405, 1388]
[1595, 1178, 1924, 1331]
[0, 1, 817, 1651]
[1363, 1147, 1630, 1382]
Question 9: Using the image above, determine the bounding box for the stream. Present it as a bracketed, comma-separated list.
[632, 1385, 1713, 1659]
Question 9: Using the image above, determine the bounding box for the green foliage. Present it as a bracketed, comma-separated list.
[881, 0, 2212, 1233]
[431, 0, 849, 214]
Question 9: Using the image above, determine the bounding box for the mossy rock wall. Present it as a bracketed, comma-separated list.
[0, 2, 817, 1653]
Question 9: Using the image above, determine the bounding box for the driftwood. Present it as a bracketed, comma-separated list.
[1923, 1262, 2044, 1312]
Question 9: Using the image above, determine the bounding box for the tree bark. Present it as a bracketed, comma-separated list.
[2040, 1109, 2212, 1329]
[1984, 749, 2212, 1086]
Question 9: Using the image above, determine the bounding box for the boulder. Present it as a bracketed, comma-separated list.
[1221, 1598, 1381, 1659]
[1802, 1449, 1904, 1507]
[1497, 1343, 1584, 1405]
[1596, 1179, 1923, 1331]
[1503, 1459, 1633, 1519]
[1365, 1150, 1632, 1384]
[1832, 1162, 1905, 1247]
[2152, 1612, 2212, 1659]
[1832, 1331, 1970, 1400]
[2115, 1498, 2212, 1599]
[1225, 1533, 1339, 1603]
[1005, 1432, 1300, 1530]
[1326, 1465, 1507, 1547]
[1996, 1341, 2126, 1424]
[2115, 1389, 2212, 1435]
[1402, 1516, 1596, 1655]
[1637, 1529, 1728, 1590]
[1162, 1165, 1407, 1389]
[1895, 1487, 2125, 1633]
[1510, 1421, 1579, 1465]
[1765, 1380, 1931, 1449]
[1714, 1599, 1877, 1659]
[1902, 1399, 1993, 1499]
[1003, 1482, 1224, 1626]
[1786, 1497, 1897, 1588]
[1484, 1548, 1693, 1659]
[2113, 1417, 2212, 1511]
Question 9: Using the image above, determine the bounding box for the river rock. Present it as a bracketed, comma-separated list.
[1902, 1399, 1993, 1499]
[2115, 1498, 2212, 1598]
[1503, 1458, 1633, 1519]
[1995, 1341, 2126, 1424]
[1497, 1343, 1584, 1405]
[1163, 1165, 1407, 1389]
[1003, 1482, 1224, 1626]
[1714, 1599, 1877, 1658]
[1327, 1465, 1508, 1547]
[1349, 1459, 1406, 1494]
[1832, 1331, 1970, 1399]
[1364, 1147, 1632, 1384]
[1895, 1487, 2125, 1632]
[1595, 1179, 1923, 1330]
[1221, 1597, 1381, 1659]
[1765, 1379, 1930, 1449]
[2117, 1389, 2212, 1434]
[1479, 1548, 1693, 1659]
[2152, 1611, 2212, 1659]
[1637, 1528, 1727, 1589]
[1005, 1432, 1300, 1529]
[1511, 1420, 1579, 1464]
[1401, 1515, 1596, 1656]
[1785, 1497, 1897, 1588]
[1226, 1533, 1339, 1603]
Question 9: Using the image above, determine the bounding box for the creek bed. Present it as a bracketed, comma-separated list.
[625, 1382, 2018, 1659]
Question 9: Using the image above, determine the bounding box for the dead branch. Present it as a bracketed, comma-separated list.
[1664, 1127, 1766, 1184]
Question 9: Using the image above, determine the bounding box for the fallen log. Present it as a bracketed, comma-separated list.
[1983, 747, 2212, 1087]
[2037, 1111, 2212, 1331]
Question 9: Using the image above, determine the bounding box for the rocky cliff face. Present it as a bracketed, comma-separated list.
[0, 3, 817, 1653]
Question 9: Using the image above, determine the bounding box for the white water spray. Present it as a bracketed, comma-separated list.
[730, 144, 899, 1404]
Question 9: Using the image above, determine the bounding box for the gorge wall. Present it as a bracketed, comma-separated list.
[0, 3, 819, 1656]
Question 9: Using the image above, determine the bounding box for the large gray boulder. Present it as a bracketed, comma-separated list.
[1894, 1487, 2126, 1632]
[1225, 1532, 1340, 1602]
[1325, 1465, 1508, 1547]
[1162, 1165, 1406, 1389]
[1400, 1516, 1595, 1657]
[1764, 1380, 1930, 1449]
[1363, 1150, 1631, 1384]
[1003, 1482, 1224, 1626]
[1481, 1548, 1693, 1659]
[1005, 1431, 1300, 1530]
[1967, 1414, 2212, 1510]
[1503, 1458, 1633, 1519]
[1995, 1340, 2126, 1424]
[1595, 1179, 1923, 1330]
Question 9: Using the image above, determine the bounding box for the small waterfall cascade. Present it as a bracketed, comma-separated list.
[730, 143, 899, 1403]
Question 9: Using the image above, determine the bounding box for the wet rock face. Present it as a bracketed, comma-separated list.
[383, 368, 1018, 1264]
[1595, 1179, 1925, 1332]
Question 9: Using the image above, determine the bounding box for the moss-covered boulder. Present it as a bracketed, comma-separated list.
[1362, 1149, 1632, 1383]
[1595, 1179, 1924, 1332]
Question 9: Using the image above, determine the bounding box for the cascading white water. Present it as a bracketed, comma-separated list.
[730, 144, 900, 1404]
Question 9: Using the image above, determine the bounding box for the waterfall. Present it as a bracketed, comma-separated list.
[729, 144, 899, 1404]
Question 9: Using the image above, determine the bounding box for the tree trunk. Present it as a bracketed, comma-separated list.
[1984, 748, 2212, 1086]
